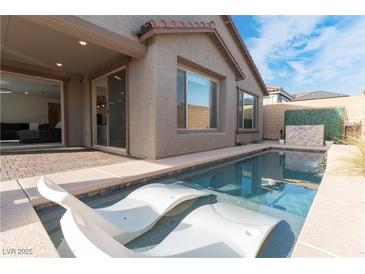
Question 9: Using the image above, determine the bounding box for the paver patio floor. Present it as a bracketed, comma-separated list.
[0, 148, 133, 181]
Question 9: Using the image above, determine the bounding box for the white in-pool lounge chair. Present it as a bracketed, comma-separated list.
[61, 202, 280, 258]
[37, 176, 209, 244]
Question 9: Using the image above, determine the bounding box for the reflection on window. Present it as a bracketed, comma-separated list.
[238, 90, 258, 129]
[177, 69, 186, 128]
[177, 69, 218, 129]
[210, 81, 218, 128]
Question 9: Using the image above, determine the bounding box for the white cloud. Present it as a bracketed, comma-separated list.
[247, 16, 323, 80]
[247, 16, 365, 95]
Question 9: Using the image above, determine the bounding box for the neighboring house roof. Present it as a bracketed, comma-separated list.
[292, 91, 349, 101]
[267, 86, 283, 93]
[266, 86, 294, 100]
[137, 17, 269, 95]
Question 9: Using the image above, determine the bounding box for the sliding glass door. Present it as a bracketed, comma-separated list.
[92, 67, 126, 150]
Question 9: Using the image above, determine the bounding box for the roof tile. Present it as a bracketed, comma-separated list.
[293, 91, 349, 101]
[139, 20, 216, 35]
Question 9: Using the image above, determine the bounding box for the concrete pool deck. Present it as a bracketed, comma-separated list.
[1, 141, 329, 257]
[292, 145, 365, 257]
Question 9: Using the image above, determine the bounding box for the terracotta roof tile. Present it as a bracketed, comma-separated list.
[139, 20, 216, 34]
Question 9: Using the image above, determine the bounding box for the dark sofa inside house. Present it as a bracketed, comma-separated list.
[0, 123, 29, 140]
[0, 122, 61, 143]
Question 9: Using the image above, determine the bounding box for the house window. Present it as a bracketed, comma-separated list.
[238, 90, 258, 129]
[177, 69, 218, 129]
[278, 95, 288, 103]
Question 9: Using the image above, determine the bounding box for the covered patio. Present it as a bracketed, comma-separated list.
[1, 16, 141, 153]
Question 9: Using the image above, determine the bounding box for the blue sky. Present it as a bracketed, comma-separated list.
[232, 16, 365, 96]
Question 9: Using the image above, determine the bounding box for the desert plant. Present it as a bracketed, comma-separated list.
[323, 138, 365, 176]
[345, 138, 365, 176]
[317, 153, 328, 177]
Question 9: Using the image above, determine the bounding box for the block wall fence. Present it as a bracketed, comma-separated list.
[263, 95, 365, 140]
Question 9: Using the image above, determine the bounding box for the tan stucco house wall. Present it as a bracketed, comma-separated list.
[1, 15, 268, 159]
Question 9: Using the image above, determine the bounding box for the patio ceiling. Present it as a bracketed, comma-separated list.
[0, 16, 127, 76]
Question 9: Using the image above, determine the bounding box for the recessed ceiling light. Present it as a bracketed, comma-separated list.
[56, 63, 63, 67]
[0, 88, 12, 94]
[25, 91, 29, 95]
[114, 75, 122, 80]
[78, 40, 87, 46]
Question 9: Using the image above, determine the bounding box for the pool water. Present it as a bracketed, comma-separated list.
[182, 150, 322, 217]
[37, 149, 325, 258]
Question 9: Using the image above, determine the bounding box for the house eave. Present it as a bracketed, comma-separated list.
[221, 15, 269, 96]
[138, 20, 246, 81]
[24, 15, 147, 58]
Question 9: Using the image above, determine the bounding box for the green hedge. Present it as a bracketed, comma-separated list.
[285, 107, 345, 142]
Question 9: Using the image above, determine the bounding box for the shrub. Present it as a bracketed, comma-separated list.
[345, 138, 365, 176]
[285, 107, 345, 142]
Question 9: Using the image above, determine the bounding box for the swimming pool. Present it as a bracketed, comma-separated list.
[37, 149, 325, 258]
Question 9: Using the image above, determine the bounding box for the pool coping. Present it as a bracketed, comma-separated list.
[1, 141, 328, 258]
[291, 144, 365, 257]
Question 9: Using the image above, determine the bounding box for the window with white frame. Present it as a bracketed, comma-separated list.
[278, 95, 288, 103]
[177, 69, 218, 129]
[238, 90, 258, 129]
